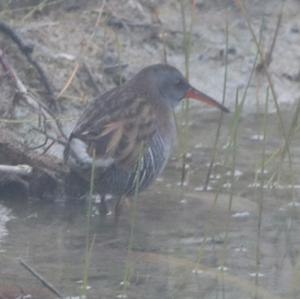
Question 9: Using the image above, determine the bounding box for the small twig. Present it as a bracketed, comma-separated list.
[103, 63, 128, 72]
[0, 0, 63, 16]
[31, 127, 67, 146]
[28, 135, 50, 151]
[57, 63, 80, 99]
[29, 127, 66, 154]
[88, 0, 107, 41]
[237, 0, 294, 183]
[22, 0, 51, 22]
[19, 258, 63, 299]
[81, 62, 101, 94]
[0, 164, 32, 176]
[106, 14, 201, 38]
[41, 139, 56, 155]
[70, 0, 107, 97]
[256, 6, 283, 71]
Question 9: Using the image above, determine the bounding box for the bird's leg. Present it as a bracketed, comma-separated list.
[114, 196, 124, 224]
[99, 194, 110, 216]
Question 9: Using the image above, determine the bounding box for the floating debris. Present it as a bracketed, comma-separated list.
[120, 281, 130, 287]
[222, 141, 231, 149]
[192, 268, 204, 275]
[287, 201, 300, 207]
[255, 169, 268, 174]
[105, 210, 113, 216]
[186, 152, 192, 159]
[194, 143, 203, 149]
[78, 283, 91, 290]
[250, 134, 264, 141]
[0, 205, 13, 247]
[232, 212, 251, 219]
[279, 201, 300, 211]
[217, 266, 229, 272]
[177, 181, 188, 187]
[249, 182, 300, 190]
[210, 174, 221, 179]
[106, 194, 113, 200]
[223, 182, 232, 189]
[225, 169, 243, 177]
[116, 294, 128, 299]
[234, 247, 247, 253]
[249, 272, 265, 278]
[194, 185, 213, 191]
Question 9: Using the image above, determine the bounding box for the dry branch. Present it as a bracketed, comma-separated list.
[0, 48, 67, 142]
[0, 164, 32, 176]
[19, 259, 63, 299]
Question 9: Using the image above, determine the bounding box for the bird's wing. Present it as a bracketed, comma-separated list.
[66, 88, 157, 169]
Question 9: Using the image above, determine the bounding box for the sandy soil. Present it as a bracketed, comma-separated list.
[1, 0, 300, 122]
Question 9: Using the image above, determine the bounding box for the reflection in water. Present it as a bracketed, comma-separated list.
[0, 113, 300, 299]
[0, 204, 13, 249]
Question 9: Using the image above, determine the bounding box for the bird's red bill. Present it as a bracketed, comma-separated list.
[186, 87, 229, 113]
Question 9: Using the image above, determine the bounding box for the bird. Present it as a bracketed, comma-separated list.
[64, 64, 229, 215]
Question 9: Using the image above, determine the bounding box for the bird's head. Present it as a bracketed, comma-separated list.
[133, 64, 229, 112]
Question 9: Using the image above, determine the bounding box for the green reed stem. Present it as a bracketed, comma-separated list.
[254, 88, 269, 299]
[0, 0, 63, 19]
[22, 0, 50, 22]
[204, 11, 229, 190]
[195, 46, 260, 269]
[220, 90, 239, 299]
[82, 148, 97, 293]
[255, 16, 266, 114]
[269, 96, 300, 190]
[121, 145, 144, 295]
[237, 0, 294, 184]
[178, 0, 195, 187]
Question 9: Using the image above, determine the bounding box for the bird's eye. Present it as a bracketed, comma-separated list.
[175, 79, 182, 86]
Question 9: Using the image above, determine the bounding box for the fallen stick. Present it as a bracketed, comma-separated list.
[19, 258, 63, 299]
[0, 164, 32, 176]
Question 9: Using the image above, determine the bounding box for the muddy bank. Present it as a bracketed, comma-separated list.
[0, 0, 300, 197]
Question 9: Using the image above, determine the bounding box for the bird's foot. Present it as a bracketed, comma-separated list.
[95, 194, 113, 216]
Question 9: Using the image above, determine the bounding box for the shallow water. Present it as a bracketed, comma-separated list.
[1, 110, 300, 299]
